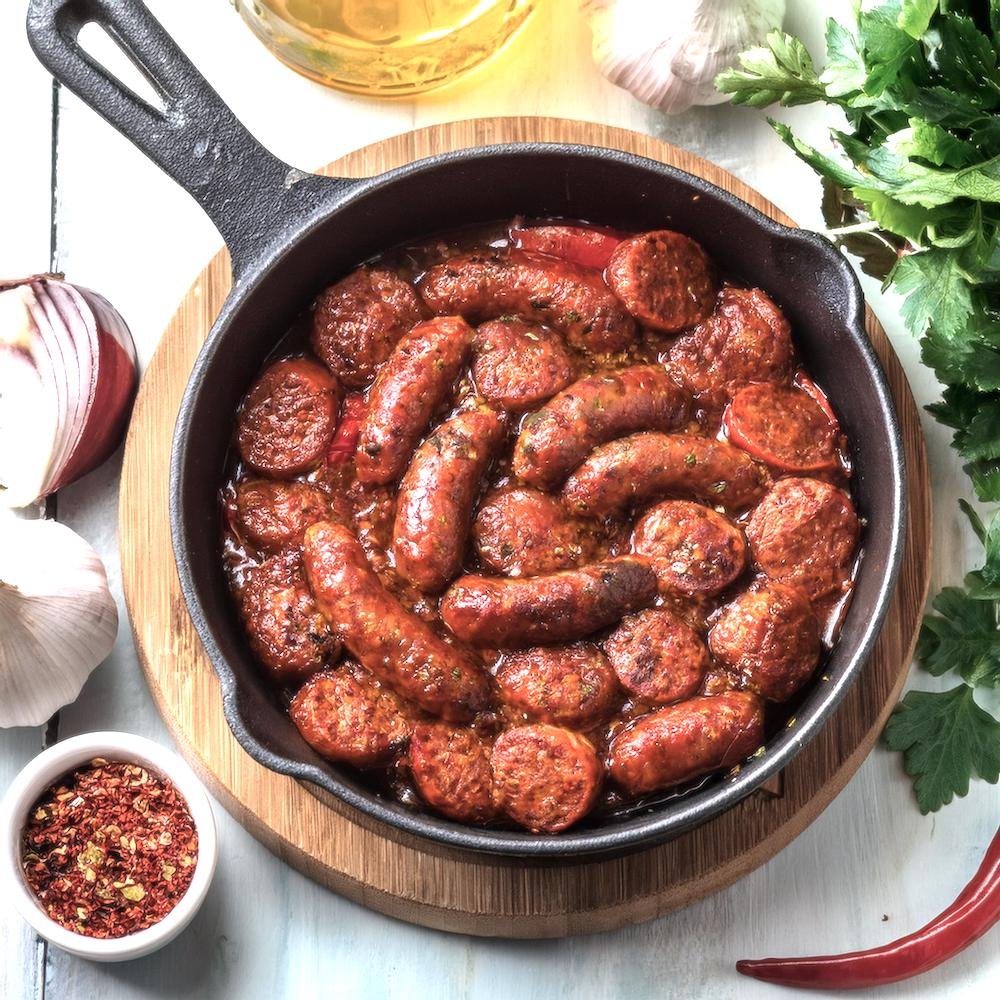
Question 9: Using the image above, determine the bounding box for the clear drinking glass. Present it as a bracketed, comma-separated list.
[232, 0, 537, 96]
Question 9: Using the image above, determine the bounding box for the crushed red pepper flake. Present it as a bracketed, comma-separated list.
[20, 758, 198, 938]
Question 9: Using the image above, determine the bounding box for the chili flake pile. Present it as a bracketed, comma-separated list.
[20, 758, 198, 938]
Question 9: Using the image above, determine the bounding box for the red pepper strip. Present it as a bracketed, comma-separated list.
[736, 825, 1000, 989]
[510, 224, 622, 270]
[327, 393, 366, 463]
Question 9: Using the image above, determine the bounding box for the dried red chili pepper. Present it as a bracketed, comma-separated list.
[737, 825, 1000, 989]
[20, 758, 198, 938]
[327, 393, 366, 464]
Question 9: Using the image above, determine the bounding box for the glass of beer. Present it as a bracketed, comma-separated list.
[232, 0, 537, 96]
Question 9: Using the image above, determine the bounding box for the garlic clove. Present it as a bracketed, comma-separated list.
[583, 0, 786, 114]
[0, 513, 118, 728]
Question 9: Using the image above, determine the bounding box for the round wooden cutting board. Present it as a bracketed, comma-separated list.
[120, 117, 931, 938]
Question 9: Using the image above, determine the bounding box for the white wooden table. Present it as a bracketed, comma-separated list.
[2, 1, 997, 997]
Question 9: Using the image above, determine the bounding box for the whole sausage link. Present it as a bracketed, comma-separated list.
[563, 432, 770, 517]
[513, 365, 690, 490]
[303, 521, 493, 721]
[356, 316, 475, 486]
[440, 556, 658, 648]
[393, 406, 506, 593]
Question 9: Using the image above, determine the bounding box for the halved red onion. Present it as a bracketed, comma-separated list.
[0, 275, 138, 508]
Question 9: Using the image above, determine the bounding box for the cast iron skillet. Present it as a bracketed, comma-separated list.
[28, 0, 907, 859]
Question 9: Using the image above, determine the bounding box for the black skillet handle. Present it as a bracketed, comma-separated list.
[26, 0, 351, 280]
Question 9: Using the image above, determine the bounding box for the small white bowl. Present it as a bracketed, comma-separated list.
[0, 731, 217, 962]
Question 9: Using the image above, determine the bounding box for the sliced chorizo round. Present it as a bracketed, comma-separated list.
[473, 486, 600, 577]
[604, 608, 708, 705]
[234, 479, 329, 552]
[708, 582, 821, 703]
[311, 266, 426, 389]
[608, 692, 764, 795]
[290, 663, 412, 768]
[355, 315, 474, 487]
[496, 644, 619, 729]
[472, 317, 577, 412]
[727, 380, 843, 473]
[606, 230, 717, 332]
[745, 477, 860, 604]
[491, 725, 602, 833]
[239, 548, 339, 685]
[236, 358, 339, 477]
[668, 286, 794, 401]
[632, 500, 747, 595]
[409, 723, 497, 824]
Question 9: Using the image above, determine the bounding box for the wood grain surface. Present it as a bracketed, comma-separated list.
[118, 117, 931, 938]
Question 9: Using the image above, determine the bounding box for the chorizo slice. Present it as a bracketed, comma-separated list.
[311, 266, 426, 389]
[496, 644, 619, 729]
[440, 556, 657, 649]
[236, 358, 340, 477]
[239, 548, 339, 685]
[604, 608, 708, 705]
[708, 583, 821, 703]
[392, 406, 506, 593]
[234, 480, 329, 552]
[418, 249, 636, 353]
[303, 521, 493, 722]
[606, 230, 717, 332]
[491, 725, 602, 833]
[745, 477, 860, 604]
[290, 663, 412, 768]
[609, 692, 765, 795]
[668, 285, 794, 401]
[512, 365, 690, 490]
[472, 318, 577, 412]
[356, 316, 475, 486]
[409, 723, 497, 824]
[473, 486, 600, 577]
[563, 432, 770, 518]
[726, 380, 843, 473]
[632, 500, 747, 595]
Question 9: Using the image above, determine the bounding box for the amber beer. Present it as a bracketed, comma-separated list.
[233, 0, 536, 95]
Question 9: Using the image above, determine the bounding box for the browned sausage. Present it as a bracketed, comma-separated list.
[668, 286, 794, 401]
[491, 725, 602, 832]
[745, 477, 860, 604]
[632, 500, 747, 595]
[355, 316, 475, 486]
[393, 406, 506, 593]
[408, 723, 497, 823]
[472, 318, 577, 411]
[234, 480, 329, 552]
[473, 486, 601, 577]
[290, 663, 412, 768]
[303, 521, 493, 722]
[604, 608, 708, 705]
[605, 230, 716, 332]
[512, 365, 690, 490]
[239, 548, 339, 685]
[311, 266, 426, 389]
[708, 583, 821, 702]
[418, 249, 636, 353]
[563, 432, 770, 518]
[496, 644, 619, 728]
[608, 692, 764, 795]
[726, 380, 843, 473]
[236, 358, 339, 477]
[440, 557, 657, 648]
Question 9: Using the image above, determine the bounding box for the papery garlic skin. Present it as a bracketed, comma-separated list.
[583, 0, 786, 113]
[0, 513, 118, 728]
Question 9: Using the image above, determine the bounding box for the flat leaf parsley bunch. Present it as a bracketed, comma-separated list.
[717, 0, 1000, 812]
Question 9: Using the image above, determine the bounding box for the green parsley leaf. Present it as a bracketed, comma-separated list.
[893, 249, 974, 338]
[716, 31, 827, 108]
[897, 0, 937, 39]
[821, 18, 867, 96]
[917, 587, 1000, 685]
[967, 458, 1000, 503]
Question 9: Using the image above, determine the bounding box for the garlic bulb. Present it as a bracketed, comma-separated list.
[0, 513, 118, 727]
[583, 0, 786, 113]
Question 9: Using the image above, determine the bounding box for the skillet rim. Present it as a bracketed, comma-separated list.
[170, 142, 907, 859]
